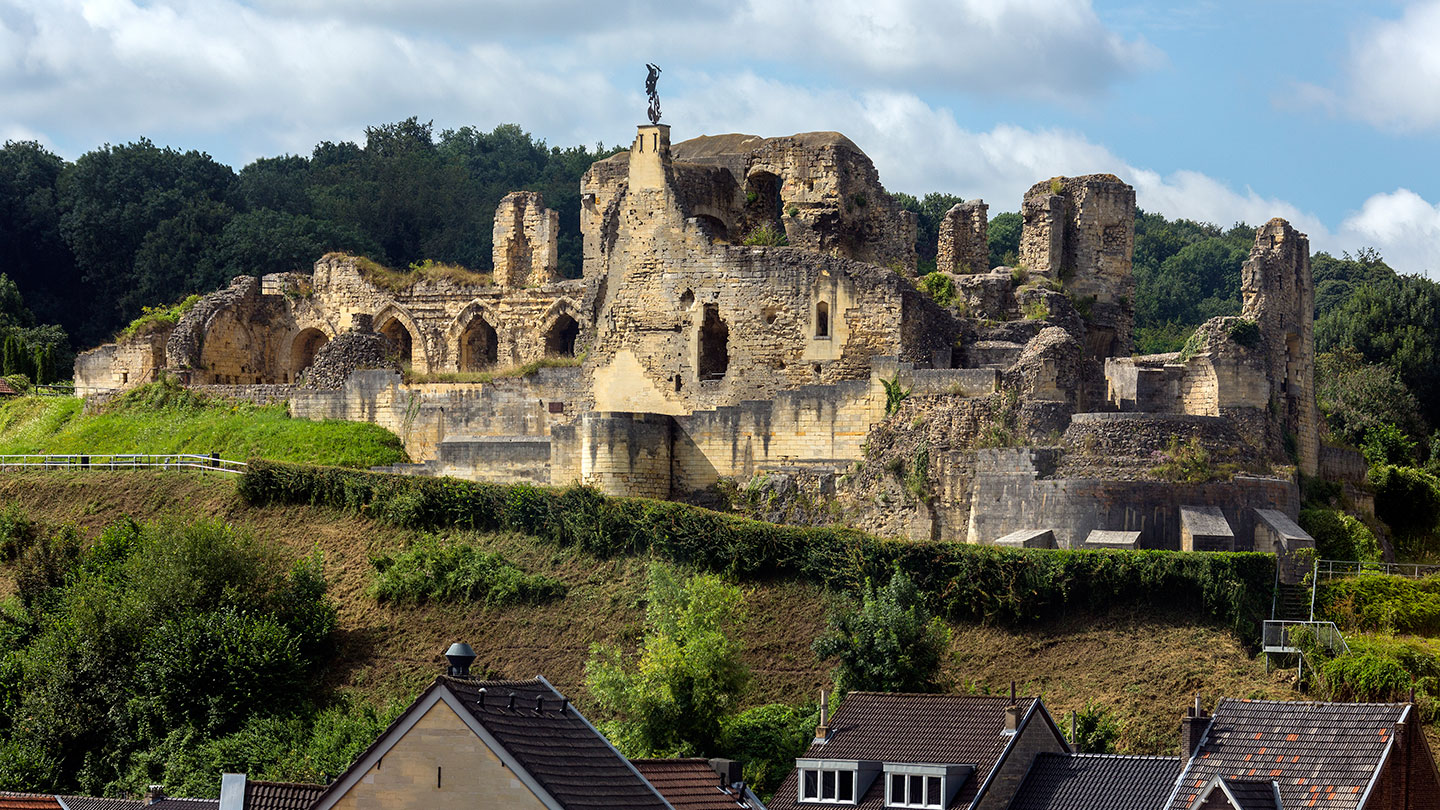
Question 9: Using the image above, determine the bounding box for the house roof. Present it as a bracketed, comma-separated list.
[242, 781, 325, 810]
[0, 795, 61, 810]
[768, 693, 1063, 810]
[1008, 753, 1183, 810]
[1168, 698, 1410, 810]
[59, 800, 139, 810]
[1195, 777, 1282, 810]
[631, 759, 750, 810]
[311, 676, 671, 810]
[138, 801, 217, 810]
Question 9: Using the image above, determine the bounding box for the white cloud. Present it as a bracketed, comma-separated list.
[1301, 0, 1440, 132]
[1334, 189, 1440, 275]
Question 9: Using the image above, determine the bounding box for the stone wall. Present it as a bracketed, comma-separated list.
[493, 191, 559, 288]
[576, 412, 672, 498]
[290, 367, 583, 463]
[936, 200, 989, 274]
[74, 329, 169, 395]
[964, 445, 1299, 549]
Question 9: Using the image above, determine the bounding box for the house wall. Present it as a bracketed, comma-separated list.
[328, 700, 550, 810]
[1369, 720, 1440, 810]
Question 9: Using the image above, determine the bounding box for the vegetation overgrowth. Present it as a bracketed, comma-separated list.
[0, 384, 407, 468]
[369, 534, 567, 606]
[238, 460, 1277, 637]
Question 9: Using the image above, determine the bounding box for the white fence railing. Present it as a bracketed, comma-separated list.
[1262, 620, 1349, 656]
[1314, 559, 1440, 580]
[0, 454, 246, 474]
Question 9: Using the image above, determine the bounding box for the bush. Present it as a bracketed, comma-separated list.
[238, 461, 1278, 636]
[1362, 423, 1417, 467]
[918, 272, 956, 308]
[1298, 508, 1381, 562]
[369, 535, 566, 606]
[586, 566, 749, 757]
[1319, 574, 1440, 635]
[1299, 634, 1440, 720]
[720, 702, 818, 798]
[1370, 464, 1440, 550]
[1227, 319, 1260, 349]
[1069, 701, 1120, 754]
[812, 568, 950, 692]
[742, 225, 788, 247]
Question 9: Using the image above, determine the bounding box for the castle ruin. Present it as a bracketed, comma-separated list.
[74, 119, 1345, 563]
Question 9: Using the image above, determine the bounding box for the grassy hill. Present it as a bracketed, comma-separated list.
[0, 386, 406, 468]
[0, 470, 1301, 757]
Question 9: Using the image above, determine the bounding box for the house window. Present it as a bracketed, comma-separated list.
[887, 774, 942, 809]
[799, 767, 856, 804]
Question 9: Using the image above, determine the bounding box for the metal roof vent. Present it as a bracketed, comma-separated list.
[445, 642, 476, 677]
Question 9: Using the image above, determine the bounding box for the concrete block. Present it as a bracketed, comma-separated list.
[1081, 530, 1142, 550]
[1180, 505, 1234, 552]
[993, 529, 1057, 549]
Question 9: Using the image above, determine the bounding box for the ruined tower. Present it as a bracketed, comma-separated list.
[1241, 218, 1320, 476]
[936, 200, 989, 274]
[493, 191, 559, 288]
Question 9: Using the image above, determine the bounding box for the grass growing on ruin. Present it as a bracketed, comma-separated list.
[115, 294, 201, 340]
[347, 254, 494, 293]
[0, 390, 408, 467]
[403, 354, 584, 384]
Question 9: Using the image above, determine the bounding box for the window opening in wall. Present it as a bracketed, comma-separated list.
[460, 315, 499, 371]
[674, 374, 682, 392]
[744, 171, 784, 237]
[799, 767, 856, 804]
[680, 289, 695, 308]
[379, 317, 414, 368]
[544, 314, 580, 357]
[698, 304, 729, 380]
[816, 301, 830, 338]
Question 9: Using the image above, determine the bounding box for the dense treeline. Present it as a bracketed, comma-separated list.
[0, 123, 619, 348]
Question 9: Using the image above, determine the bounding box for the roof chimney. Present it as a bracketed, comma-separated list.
[445, 642, 476, 678]
[815, 689, 831, 742]
[1181, 694, 1210, 757]
[709, 758, 742, 787]
[145, 785, 166, 806]
[1004, 681, 1020, 734]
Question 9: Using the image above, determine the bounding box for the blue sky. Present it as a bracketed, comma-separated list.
[3, 0, 1439, 273]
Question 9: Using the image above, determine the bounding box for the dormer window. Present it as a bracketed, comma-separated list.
[887, 773, 942, 809]
[800, 767, 855, 803]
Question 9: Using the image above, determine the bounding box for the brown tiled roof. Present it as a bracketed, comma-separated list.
[0, 794, 61, 810]
[1168, 698, 1410, 810]
[0, 380, 20, 396]
[1008, 753, 1183, 810]
[144, 800, 218, 810]
[243, 780, 325, 810]
[632, 759, 749, 810]
[59, 799, 140, 810]
[311, 676, 670, 810]
[768, 693, 1064, 810]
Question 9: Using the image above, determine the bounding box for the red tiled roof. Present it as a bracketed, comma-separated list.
[768, 693, 1064, 810]
[632, 759, 749, 810]
[0, 794, 61, 810]
[0, 380, 19, 396]
[1009, 753, 1183, 810]
[244, 780, 325, 810]
[1168, 699, 1410, 810]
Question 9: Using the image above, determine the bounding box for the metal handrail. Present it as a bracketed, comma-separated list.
[1262, 620, 1350, 655]
[1314, 559, 1440, 580]
[0, 454, 246, 474]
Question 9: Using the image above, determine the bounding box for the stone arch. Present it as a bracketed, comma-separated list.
[543, 313, 580, 357]
[288, 327, 331, 380]
[373, 304, 427, 372]
[448, 300, 504, 371]
[692, 214, 729, 244]
[459, 314, 499, 371]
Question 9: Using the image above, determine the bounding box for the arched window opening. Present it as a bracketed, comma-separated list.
[694, 215, 729, 244]
[815, 301, 830, 338]
[379, 317, 414, 368]
[460, 316, 499, 371]
[698, 304, 729, 381]
[744, 171, 784, 238]
[544, 314, 580, 357]
[290, 328, 330, 377]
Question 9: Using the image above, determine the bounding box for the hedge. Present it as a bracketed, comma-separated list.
[239, 460, 1276, 636]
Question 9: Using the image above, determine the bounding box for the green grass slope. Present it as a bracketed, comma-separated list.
[0, 388, 407, 468]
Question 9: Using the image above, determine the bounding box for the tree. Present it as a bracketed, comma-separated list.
[1316, 274, 1440, 427]
[812, 568, 950, 693]
[987, 212, 1021, 269]
[1315, 349, 1426, 449]
[0, 141, 78, 330]
[585, 566, 749, 757]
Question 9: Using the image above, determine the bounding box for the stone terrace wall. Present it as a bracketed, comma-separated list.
[290, 367, 583, 463]
[965, 446, 1299, 549]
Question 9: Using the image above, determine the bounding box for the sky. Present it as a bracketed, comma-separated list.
[3, 0, 1440, 274]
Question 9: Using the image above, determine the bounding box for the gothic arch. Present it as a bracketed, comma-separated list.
[373, 303, 429, 372]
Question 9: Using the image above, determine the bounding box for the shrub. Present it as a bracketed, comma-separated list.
[1151, 436, 1215, 484]
[238, 461, 1278, 636]
[720, 702, 818, 798]
[117, 295, 201, 340]
[1298, 634, 1440, 719]
[742, 225, 788, 247]
[1022, 300, 1050, 320]
[919, 272, 956, 308]
[1298, 508, 1381, 562]
[586, 566, 749, 757]
[880, 375, 910, 417]
[1370, 464, 1440, 549]
[1362, 423, 1417, 468]
[1069, 701, 1120, 754]
[1319, 574, 1440, 635]
[812, 568, 950, 692]
[0, 502, 38, 562]
[1227, 319, 1260, 349]
[369, 535, 566, 606]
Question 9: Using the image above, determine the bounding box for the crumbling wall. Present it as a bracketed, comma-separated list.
[1241, 218, 1320, 476]
[937, 200, 989, 274]
[74, 329, 170, 395]
[493, 191, 560, 288]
